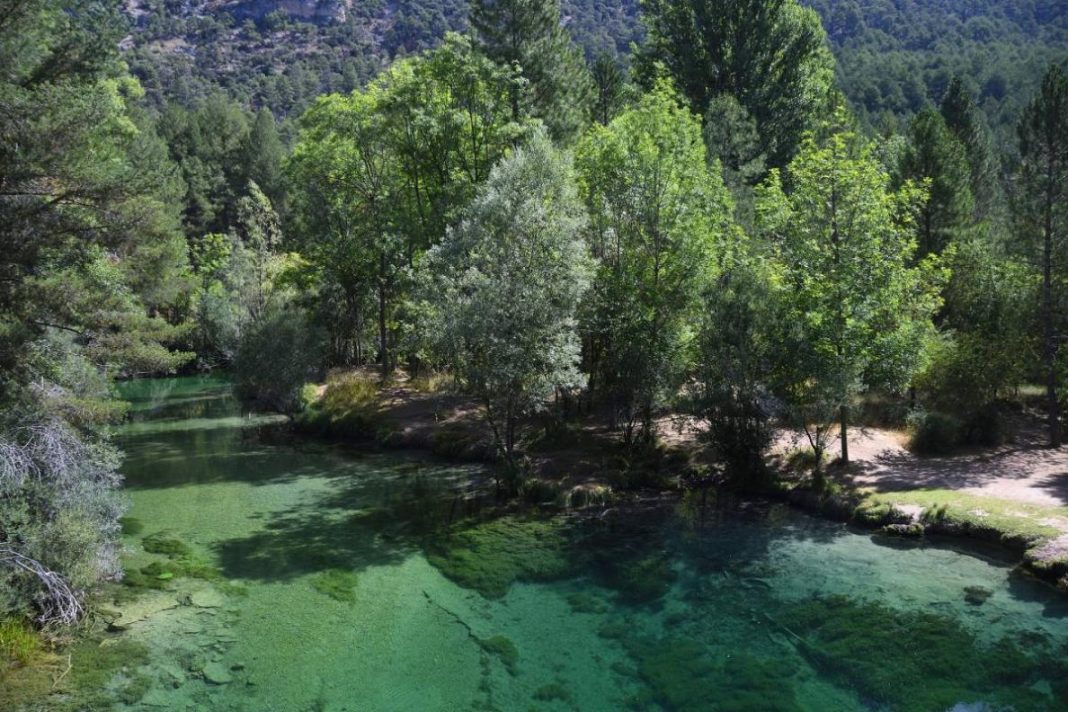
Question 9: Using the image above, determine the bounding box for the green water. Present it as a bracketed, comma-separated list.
[74, 377, 1068, 710]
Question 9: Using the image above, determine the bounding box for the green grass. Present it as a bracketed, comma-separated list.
[0, 618, 41, 668]
[864, 489, 1068, 545]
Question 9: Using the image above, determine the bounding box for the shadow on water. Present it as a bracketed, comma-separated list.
[214, 463, 495, 582]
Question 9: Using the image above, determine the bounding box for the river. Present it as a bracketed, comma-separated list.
[58, 375, 1068, 710]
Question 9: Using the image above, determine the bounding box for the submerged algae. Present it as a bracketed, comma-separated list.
[426, 516, 575, 598]
[310, 568, 359, 602]
[783, 595, 1063, 712]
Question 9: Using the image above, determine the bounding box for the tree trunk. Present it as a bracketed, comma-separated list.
[839, 404, 850, 464]
[1043, 175, 1061, 447]
[378, 276, 389, 378]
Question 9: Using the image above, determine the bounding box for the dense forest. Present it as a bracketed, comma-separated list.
[2, 0, 1068, 691]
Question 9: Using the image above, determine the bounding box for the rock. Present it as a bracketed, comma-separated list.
[110, 592, 180, 629]
[140, 689, 175, 707]
[202, 662, 233, 685]
[161, 663, 187, 687]
[963, 585, 993, 606]
[190, 589, 225, 609]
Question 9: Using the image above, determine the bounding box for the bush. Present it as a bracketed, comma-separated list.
[0, 419, 123, 624]
[232, 302, 323, 413]
[907, 410, 962, 455]
[296, 373, 382, 440]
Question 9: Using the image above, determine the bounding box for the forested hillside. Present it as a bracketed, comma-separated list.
[124, 0, 1066, 141]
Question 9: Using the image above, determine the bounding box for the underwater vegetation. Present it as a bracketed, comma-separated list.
[782, 595, 1065, 712]
[310, 569, 359, 602]
[425, 516, 575, 598]
[478, 635, 519, 676]
[141, 531, 192, 558]
[621, 636, 802, 712]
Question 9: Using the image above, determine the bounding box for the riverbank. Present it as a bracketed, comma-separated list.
[296, 370, 1068, 593]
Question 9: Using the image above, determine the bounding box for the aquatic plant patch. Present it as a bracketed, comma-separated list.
[425, 516, 575, 598]
[782, 595, 1062, 712]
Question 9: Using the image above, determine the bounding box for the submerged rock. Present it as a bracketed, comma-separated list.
[189, 588, 225, 609]
[110, 592, 180, 629]
[201, 662, 233, 685]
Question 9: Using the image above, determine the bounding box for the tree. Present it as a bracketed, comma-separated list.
[939, 77, 1003, 223]
[694, 251, 782, 484]
[470, 0, 593, 141]
[422, 131, 591, 473]
[0, 0, 190, 622]
[638, 0, 835, 169]
[896, 109, 974, 259]
[239, 108, 286, 210]
[286, 35, 528, 373]
[576, 82, 735, 444]
[1016, 64, 1068, 448]
[590, 52, 628, 126]
[756, 124, 941, 470]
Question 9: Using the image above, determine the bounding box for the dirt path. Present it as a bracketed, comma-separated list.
[773, 424, 1068, 536]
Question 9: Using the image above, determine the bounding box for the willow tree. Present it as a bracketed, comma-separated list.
[576, 82, 735, 444]
[757, 123, 942, 469]
[423, 131, 591, 473]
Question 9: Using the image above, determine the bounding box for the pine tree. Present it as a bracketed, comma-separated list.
[897, 109, 974, 259]
[940, 77, 1003, 223]
[470, 0, 593, 141]
[1017, 64, 1068, 448]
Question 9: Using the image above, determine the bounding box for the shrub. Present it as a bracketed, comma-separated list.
[907, 410, 962, 455]
[0, 420, 123, 624]
[232, 302, 323, 413]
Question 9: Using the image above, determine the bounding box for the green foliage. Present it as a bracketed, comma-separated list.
[310, 569, 359, 603]
[638, 0, 836, 168]
[806, 1, 1068, 146]
[576, 81, 735, 444]
[232, 300, 324, 413]
[421, 131, 591, 463]
[916, 236, 1033, 419]
[906, 410, 963, 455]
[471, 0, 594, 140]
[694, 254, 780, 484]
[1015, 63, 1068, 448]
[287, 34, 528, 370]
[895, 109, 975, 258]
[756, 122, 943, 463]
[425, 517, 574, 598]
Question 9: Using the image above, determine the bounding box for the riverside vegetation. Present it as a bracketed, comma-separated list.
[2, 0, 1068, 709]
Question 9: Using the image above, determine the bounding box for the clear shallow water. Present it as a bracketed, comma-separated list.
[71, 377, 1068, 710]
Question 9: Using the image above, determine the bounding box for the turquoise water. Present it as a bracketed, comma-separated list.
[66, 377, 1068, 710]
